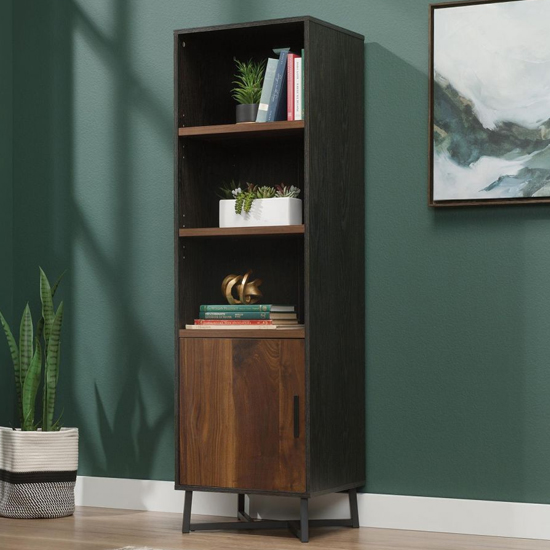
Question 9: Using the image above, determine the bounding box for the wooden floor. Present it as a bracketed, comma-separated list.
[0, 507, 549, 550]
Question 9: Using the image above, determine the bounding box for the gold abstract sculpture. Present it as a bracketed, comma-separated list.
[221, 270, 263, 305]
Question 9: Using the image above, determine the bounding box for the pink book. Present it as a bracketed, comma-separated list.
[287, 53, 297, 120]
[194, 319, 274, 325]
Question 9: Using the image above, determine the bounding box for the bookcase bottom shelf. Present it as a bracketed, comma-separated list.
[179, 329, 305, 339]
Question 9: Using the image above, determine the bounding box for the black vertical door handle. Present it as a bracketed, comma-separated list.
[294, 395, 300, 438]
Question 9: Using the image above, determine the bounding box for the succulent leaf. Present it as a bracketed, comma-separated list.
[235, 193, 245, 214]
[217, 180, 241, 200]
[275, 184, 301, 198]
[256, 186, 276, 198]
[243, 192, 255, 213]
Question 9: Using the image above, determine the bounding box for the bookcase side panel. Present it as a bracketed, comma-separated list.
[174, 33, 182, 486]
[305, 22, 366, 494]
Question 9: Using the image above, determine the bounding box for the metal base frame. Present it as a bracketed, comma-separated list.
[182, 488, 360, 543]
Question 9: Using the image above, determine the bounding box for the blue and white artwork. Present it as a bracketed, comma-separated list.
[432, 0, 550, 202]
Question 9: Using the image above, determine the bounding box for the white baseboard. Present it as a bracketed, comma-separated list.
[75, 476, 550, 540]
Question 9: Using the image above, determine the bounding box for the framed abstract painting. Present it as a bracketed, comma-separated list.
[429, 0, 550, 206]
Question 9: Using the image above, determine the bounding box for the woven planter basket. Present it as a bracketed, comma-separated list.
[0, 427, 79, 519]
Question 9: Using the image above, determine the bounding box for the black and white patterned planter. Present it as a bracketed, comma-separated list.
[0, 427, 79, 519]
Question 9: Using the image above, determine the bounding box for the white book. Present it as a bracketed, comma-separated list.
[185, 324, 304, 330]
[294, 57, 302, 121]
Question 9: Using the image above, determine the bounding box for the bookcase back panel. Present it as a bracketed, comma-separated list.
[178, 236, 304, 328]
[177, 38, 234, 129]
[238, 139, 304, 192]
[179, 139, 237, 229]
[177, 22, 304, 127]
[179, 137, 304, 229]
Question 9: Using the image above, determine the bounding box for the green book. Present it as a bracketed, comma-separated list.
[301, 48, 304, 119]
[200, 304, 269, 312]
[199, 304, 295, 312]
[200, 311, 271, 320]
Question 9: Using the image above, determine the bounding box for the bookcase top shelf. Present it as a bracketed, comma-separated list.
[179, 328, 305, 339]
[174, 15, 364, 41]
[179, 225, 305, 238]
[178, 121, 304, 140]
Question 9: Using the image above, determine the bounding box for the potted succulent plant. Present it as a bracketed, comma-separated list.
[0, 268, 78, 519]
[218, 182, 302, 227]
[232, 58, 266, 123]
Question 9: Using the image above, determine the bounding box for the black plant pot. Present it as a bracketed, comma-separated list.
[236, 103, 259, 124]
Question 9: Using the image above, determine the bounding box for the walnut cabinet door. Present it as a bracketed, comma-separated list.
[179, 338, 306, 493]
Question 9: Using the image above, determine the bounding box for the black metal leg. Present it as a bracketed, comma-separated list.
[237, 493, 253, 522]
[183, 489, 359, 541]
[349, 488, 359, 528]
[238, 493, 245, 517]
[300, 497, 309, 543]
[182, 491, 193, 533]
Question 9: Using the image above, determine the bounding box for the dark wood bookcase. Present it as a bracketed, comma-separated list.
[174, 17, 365, 542]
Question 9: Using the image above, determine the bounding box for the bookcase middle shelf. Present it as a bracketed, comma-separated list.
[178, 120, 304, 140]
[178, 225, 305, 238]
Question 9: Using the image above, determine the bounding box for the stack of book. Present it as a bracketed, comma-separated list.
[186, 304, 304, 330]
[256, 49, 304, 123]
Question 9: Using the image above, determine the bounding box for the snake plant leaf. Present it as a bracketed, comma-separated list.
[36, 317, 44, 344]
[22, 339, 42, 431]
[39, 267, 55, 345]
[37, 270, 66, 343]
[51, 270, 67, 297]
[51, 409, 64, 432]
[0, 310, 23, 426]
[44, 302, 63, 431]
[19, 304, 33, 389]
[42, 357, 48, 430]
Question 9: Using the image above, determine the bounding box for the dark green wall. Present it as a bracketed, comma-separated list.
[0, 0, 13, 426]
[6, 0, 550, 504]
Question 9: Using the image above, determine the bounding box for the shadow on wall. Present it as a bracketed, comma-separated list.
[69, 0, 173, 480]
[0, 0, 13, 427]
[10, 0, 270, 486]
[12, 0, 172, 486]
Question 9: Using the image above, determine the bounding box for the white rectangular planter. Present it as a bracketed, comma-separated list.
[0, 427, 79, 519]
[219, 198, 303, 228]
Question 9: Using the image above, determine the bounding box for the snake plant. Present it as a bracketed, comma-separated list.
[0, 268, 66, 431]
